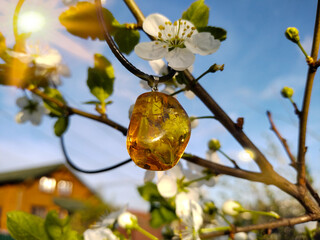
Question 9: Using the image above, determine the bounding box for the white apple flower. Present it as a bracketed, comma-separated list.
[15, 95, 46, 126]
[7, 42, 70, 85]
[135, 13, 220, 71]
[156, 163, 184, 198]
[94, 207, 126, 228]
[84, 228, 119, 240]
[222, 200, 242, 216]
[234, 232, 248, 240]
[175, 192, 203, 240]
[189, 116, 199, 129]
[117, 212, 138, 229]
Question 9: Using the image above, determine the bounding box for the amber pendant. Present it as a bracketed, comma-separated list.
[127, 92, 191, 171]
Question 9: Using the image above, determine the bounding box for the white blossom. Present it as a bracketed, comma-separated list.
[175, 192, 203, 240]
[15, 95, 46, 126]
[135, 13, 220, 71]
[190, 116, 199, 129]
[117, 212, 138, 229]
[94, 207, 126, 228]
[84, 228, 118, 240]
[234, 232, 248, 240]
[7, 42, 70, 85]
[222, 200, 242, 216]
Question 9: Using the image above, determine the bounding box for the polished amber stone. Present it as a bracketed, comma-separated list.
[127, 92, 191, 171]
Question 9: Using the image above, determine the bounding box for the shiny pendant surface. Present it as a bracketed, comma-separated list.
[127, 92, 191, 171]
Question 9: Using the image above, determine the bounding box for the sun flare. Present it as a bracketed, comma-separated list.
[18, 11, 46, 33]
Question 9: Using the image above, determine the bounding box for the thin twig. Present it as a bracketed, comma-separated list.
[297, 0, 320, 188]
[30, 88, 128, 136]
[267, 111, 320, 206]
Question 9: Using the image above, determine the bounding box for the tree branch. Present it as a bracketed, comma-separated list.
[297, 0, 320, 187]
[267, 111, 320, 206]
[201, 214, 320, 238]
[30, 87, 128, 136]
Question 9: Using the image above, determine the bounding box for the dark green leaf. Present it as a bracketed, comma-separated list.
[150, 206, 177, 228]
[59, 2, 120, 40]
[182, 0, 209, 28]
[43, 88, 66, 117]
[113, 26, 140, 55]
[137, 182, 161, 201]
[198, 26, 227, 41]
[7, 211, 49, 240]
[87, 54, 114, 103]
[54, 117, 69, 137]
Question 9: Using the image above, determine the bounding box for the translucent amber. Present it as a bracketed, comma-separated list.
[127, 92, 191, 171]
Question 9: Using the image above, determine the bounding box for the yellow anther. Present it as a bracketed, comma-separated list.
[183, 28, 187, 31]
[187, 25, 190, 29]
[182, 32, 185, 36]
[175, 35, 179, 39]
[159, 25, 165, 30]
[163, 45, 166, 48]
[168, 33, 172, 37]
[174, 21, 177, 26]
[191, 27, 196, 30]
[155, 41, 159, 45]
[187, 33, 192, 38]
[158, 32, 162, 38]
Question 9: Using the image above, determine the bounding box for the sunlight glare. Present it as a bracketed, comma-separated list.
[18, 11, 46, 33]
[238, 149, 255, 162]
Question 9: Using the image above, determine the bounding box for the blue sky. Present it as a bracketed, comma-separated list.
[0, 0, 319, 210]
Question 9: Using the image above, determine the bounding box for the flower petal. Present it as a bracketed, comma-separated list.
[165, 48, 195, 71]
[144, 170, 155, 183]
[149, 59, 168, 75]
[134, 41, 168, 60]
[157, 175, 177, 198]
[6, 51, 33, 64]
[16, 96, 29, 108]
[29, 111, 42, 125]
[185, 32, 220, 55]
[35, 49, 62, 67]
[143, 13, 171, 37]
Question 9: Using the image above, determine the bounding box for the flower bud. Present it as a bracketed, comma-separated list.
[203, 201, 217, 215]
[118, 212, 138, 229]
[285, 27, 300, 43]
[222, 200, 242, 216]
[281, 86, 294, 98]
[208, 138, 221, 151]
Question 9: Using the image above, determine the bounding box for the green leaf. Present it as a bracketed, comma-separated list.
[150, 206, 177, 228]
[43, 88, 66, 117]
[198, 26, 227, 41]
[87, 54, 114, 103]
[182, 0, 209, 28]
[137, 182, 161, 202]
[44, 211, 81, 240]
[54, 117, 69, 137]
[59, 2, 120, 40]
[113, 26, 140, 55]
[7, 211, 49, 240]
